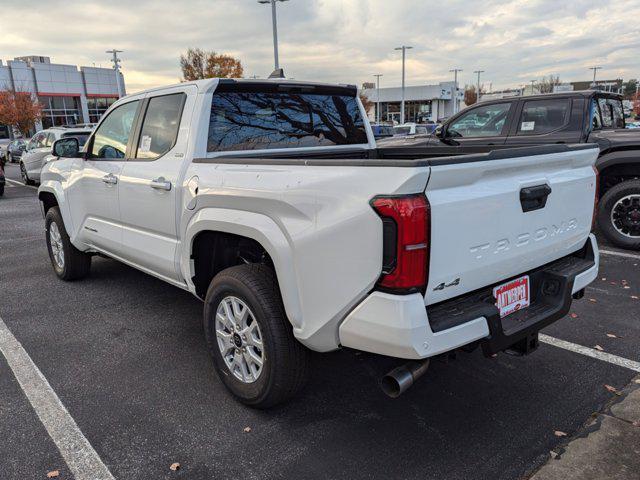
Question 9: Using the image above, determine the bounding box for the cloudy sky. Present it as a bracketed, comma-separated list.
[2, 0, 639, 93]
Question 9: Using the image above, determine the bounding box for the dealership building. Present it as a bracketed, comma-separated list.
[0, 55, 125, 139]
[361, 81, 464, 123]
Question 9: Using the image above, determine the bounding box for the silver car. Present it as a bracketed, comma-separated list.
[20, 127, 92, 185]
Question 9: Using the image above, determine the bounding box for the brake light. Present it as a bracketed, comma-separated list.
[371, 194, 430, 293]
[592, 166, 599, 231]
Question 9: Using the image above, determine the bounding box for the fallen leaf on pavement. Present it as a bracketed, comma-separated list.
[243, 426, 252, 433]
[570, 313, 578, 319]
[170, 463, 180, 471]
[601, 277, 606, 281]
[589, 298, 597, 303]
[594, 345, 604, 351]
[550, 450, 559, 459]
[606, 333, 618, 338]
[624, 286, 631, 289]
[554, 430, 567, 437]
[635, 379, 640, 384]
[604, 384, 620, 394]
[632, 296, 639, 300]
[610, 281, 617, 285]
[47, 471, 59, 479]
[633, 421, 640, 428]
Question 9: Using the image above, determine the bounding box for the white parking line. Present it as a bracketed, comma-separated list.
[539, 334, 640, 372]
[600, 249, 640, 260]
[5, 178, 37, 190]
[0, 316, 115, 480]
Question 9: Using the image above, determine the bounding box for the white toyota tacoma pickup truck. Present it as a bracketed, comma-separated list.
[38, 79, 599, 407]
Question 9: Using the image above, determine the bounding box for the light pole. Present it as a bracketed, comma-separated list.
[394, 46, 412, 124]
[373, 74, 383, 124]
[473, 70, 484, 103]
[449, 68, 462, 114]
[589, 66, 602, 88]
[106, 49, 123, 98]
[258, 0, 289, 71]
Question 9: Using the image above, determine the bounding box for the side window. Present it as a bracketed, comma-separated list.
[34, 132, 47, 148]
[45, 133, 55, 147]
[517, 99, 570, 135]
[135, 93, 185, 159]
[89, 100, 139, 159]
[608, 98, 625, 129]
[590, 99, 603, 130]
[448, 103, 511, 138]
[598, 98, 613, 128]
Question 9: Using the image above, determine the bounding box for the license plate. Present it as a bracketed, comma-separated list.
[493, 275, 530, 318]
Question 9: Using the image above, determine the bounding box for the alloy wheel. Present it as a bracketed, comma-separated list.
[49, 222, 65, 269]
[215, 296, 265, 383]
[611, 194, 640, 238]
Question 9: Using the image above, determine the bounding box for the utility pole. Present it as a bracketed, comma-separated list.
[373, 74, 383, 124]
[394, 46, 413, 124]
[449, 68, 462, 114]
[473, 70, 484, 103]
[589, 66, 602, 88]
[106, 49, 123, 98]
[258, 0, 289, 71]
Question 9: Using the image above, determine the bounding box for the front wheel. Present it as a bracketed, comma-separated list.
[20, 162, 34, 186]
[203, 264, 309, 408]
[598, 179, 640, 250]
[45, 207, 92, 280]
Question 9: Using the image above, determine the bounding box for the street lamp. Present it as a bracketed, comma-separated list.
[589, 66, 602, 88]
[473, 70, 484, 103]
[258, 0, 289, 71]
[373, 74, 383, 124]
[106, 49, 123, 98]
[394, 46, 413, 124]
[449, 68, 462, 114]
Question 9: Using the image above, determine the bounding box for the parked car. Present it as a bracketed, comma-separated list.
[0, 138, 11, 163]
[6, 139, 27, 163]
[370, 124, 394, 139]
[20, 127, 92, 185]
[378, 90, 640, 250]
[38, 78, 599, 407]
[393, 122, 429, 136]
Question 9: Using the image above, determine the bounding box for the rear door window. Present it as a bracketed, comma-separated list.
[597, 97, 624, 129]
[207, 90, 367, 152]
[136, 93, 185, 159]
[517, 99, 570, 135]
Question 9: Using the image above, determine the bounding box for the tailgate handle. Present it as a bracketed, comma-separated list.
[520, 184, 552, 212]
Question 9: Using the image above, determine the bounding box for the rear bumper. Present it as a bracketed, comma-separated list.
[339, 234, 598, 359]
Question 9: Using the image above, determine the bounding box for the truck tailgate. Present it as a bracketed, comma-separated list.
[424, 144, 599, 305]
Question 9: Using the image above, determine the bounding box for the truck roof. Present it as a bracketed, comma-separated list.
[128, 78, 359, 97]
[482, 89, 622, 105]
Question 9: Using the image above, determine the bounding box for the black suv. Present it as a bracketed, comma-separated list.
[378, 91, 640, 249]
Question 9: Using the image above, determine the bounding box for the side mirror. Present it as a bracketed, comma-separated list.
[52, 137, 80, 158]
[434, 125, 445, 138]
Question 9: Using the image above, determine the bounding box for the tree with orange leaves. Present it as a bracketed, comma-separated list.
[180, 48, 244, 81]
[0, 88, 42, 136]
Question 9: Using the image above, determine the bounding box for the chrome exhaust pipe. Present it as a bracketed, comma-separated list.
[380, 359, 430, 398]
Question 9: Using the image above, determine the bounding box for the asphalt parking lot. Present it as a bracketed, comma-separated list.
[1, 162, 639, 480]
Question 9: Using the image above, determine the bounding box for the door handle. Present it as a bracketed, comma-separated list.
[150, 177, 172, 191]
[102, 174, 118, 185]
[520, 184, 552, 212]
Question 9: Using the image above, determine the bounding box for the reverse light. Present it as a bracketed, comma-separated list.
[371, 194, 430, 293]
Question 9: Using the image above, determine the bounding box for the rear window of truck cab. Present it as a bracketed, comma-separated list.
[207, 84, 368, 151]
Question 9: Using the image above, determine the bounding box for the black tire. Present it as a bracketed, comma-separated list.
[45, 207, 92, 280]
[597, 179, 640, 250]
[20, 162, 34, 186]
[0, 182, 4, 197]
[203, 264, 309, 408]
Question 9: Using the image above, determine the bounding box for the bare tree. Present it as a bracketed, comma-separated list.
[538, 75, 562, 94]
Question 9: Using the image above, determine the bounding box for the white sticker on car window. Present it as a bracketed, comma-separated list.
[140, 135, 152, 152]
[521, 121, 535, 131]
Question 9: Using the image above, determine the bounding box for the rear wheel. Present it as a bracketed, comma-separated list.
[203, 264, 309, 408]
[598, 179, 640, 250]
[20, 162, 34, 186]
[45, 207, 92, 280]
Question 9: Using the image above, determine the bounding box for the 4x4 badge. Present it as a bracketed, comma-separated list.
[433, 278, 460, 291]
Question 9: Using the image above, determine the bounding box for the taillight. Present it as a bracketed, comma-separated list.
[592, 166, 599, 231]
[371, 194, 430, 293]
